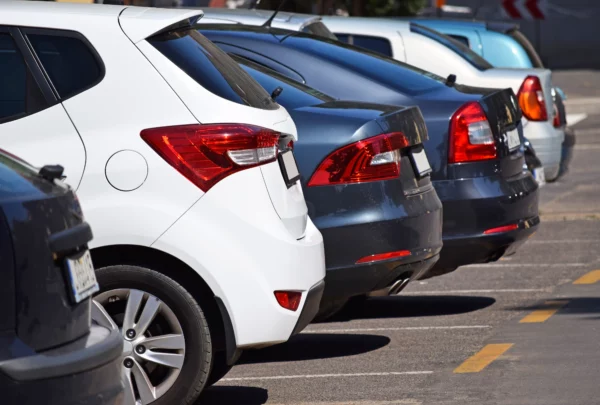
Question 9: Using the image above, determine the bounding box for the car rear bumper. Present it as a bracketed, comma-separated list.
[0, 325, 123, 405]
[424, 169, 539, 278]
[307, 184, 442, 302]
[523, 120, 563, 180]
[152, 166, 326, 348]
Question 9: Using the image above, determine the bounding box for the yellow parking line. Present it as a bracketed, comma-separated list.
[573, 270, 600, 285]
[519, 300, 568, 323]
[454, 344, 513, 374]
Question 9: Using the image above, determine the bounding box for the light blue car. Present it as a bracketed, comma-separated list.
[409, 19, 575, 178]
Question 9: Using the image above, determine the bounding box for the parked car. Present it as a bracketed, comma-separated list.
[0, 150, 123, 405]
[404, 19, 575, 180]
[199, 24, 539, 280]
[523, 138, 545, 186]
[233, 54, 443, 318]
[0, 3, 325, 404]
[320, 17, 563, 182]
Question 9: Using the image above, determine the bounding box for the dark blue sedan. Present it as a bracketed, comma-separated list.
[200, 25, 539, 280]
[232, 55, 442, 318]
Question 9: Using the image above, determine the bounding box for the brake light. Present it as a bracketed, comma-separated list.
[274, 291, 302, 311]
[307, 132, 408, 187]
[517, 76, 548, 121]
[355, 250, 411, 264]
[552, 102, 561, 128]
[448, 102, 496, 164]
[141, 124, 280, 192]
[483, 224, 519, 235]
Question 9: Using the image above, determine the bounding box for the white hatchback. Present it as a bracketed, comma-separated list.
[0, 2, 325, 405]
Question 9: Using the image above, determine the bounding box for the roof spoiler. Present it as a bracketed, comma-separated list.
[120, 8, 204, 43]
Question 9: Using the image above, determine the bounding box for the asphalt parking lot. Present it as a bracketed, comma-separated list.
[199, 71, 600, 405]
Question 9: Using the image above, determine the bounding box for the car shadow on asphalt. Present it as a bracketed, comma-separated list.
[238, 333, 390, 365]
[506, 297, 600, 320]
[198, 386, 268, 405]
[327, 295, 496, 323]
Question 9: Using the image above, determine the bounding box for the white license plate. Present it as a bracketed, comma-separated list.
[411, 148, 432, 176]
[66, 250, 99, 303]
[279, 150, 300, 186]
[533, 167, 546, 187]
[507, 128, 521, 151]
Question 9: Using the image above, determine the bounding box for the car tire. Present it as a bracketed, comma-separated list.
[93, 265, 212, 405]
[206, 351, 234, 386]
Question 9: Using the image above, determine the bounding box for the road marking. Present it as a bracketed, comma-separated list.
[305, 325, 491, 334]
[565, 97, 600, 105]
[573, 270, 600, 285]
[465, 263, 586, 268]
[566, 113, 588, 126]
[221, 371, 433, 382]
[454, 344, 513, 374]
[519, 300, 569, 323]
[403, 288, 547, 295]
[575, 144, 600, 150]
[527, 239, 600, 244]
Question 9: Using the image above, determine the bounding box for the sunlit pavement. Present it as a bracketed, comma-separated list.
[198, 71, 600, 405]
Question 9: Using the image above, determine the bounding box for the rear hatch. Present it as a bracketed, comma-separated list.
[120, 8, 308, 239]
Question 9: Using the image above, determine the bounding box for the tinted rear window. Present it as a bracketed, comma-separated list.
[410, 23, 493, 71]
[232, 54, 334, 110]
[149, 29, 278, 110]
[281, 33, 445, 96]
[27, 32, 103, 100]
[335, 34, 393, 57]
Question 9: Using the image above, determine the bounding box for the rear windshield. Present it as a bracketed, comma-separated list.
[410, 23, 493, 71]
[301, 21, 338, 40]
[148, 29, 278, 110]
[232, 54, 334, 110]
[280, 33, 446, 96]
[508, 29, 544, 68]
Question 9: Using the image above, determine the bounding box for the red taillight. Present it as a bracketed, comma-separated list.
[355, 250, 411, 264]
[517, 76, 548, 121]
[552, 102, 561, 128]
[141, 124, 280, 192]
[274, 291, 302, 311]
[307, 132, 408, 187]
[448, 102, 497, 164]
[483, 224, 519, 235]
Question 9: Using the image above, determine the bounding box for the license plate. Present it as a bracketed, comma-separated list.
[278, 150, 301, 188]
[507, 128, 521, 151]
[410, 148, 432, 177]
[65, 250, 99, 304]
[533, 167, 546, 186]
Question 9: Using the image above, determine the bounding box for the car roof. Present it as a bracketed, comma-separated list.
[320, 16, 413, 35]
[201, 8, 322, 30]
[0, 1, 204, 43]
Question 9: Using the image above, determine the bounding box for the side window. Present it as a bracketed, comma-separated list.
[332, 34, 393, 57]
[0, 32, 49, 123]
[351, 35, 393, 57]
[448, 35, 470, 47]
[26, 31, 103, 100]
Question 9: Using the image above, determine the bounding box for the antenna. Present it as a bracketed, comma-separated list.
[261, 0, 288, 28]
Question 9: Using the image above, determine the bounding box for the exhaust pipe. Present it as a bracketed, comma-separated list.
[388, 278, 410, 295]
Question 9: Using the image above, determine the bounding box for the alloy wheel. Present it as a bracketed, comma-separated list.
[93, 289, 186, 405]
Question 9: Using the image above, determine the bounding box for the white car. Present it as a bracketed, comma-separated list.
[320, 16, 563, 181]
[0, 2, 325, 405]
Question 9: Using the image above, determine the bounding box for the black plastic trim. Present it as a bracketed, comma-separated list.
[215, 297, 241, 366]
[292, 279, 325, 335]
[0, 325, 122, 381]
[48, 222, 93, 255]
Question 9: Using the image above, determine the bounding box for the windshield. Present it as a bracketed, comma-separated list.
[410, 23, 494, 71]
[231, 54, 335, 110]
[148, 28, 278, 110]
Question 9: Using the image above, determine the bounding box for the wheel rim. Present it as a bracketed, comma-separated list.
[93, 289, 186, 405]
